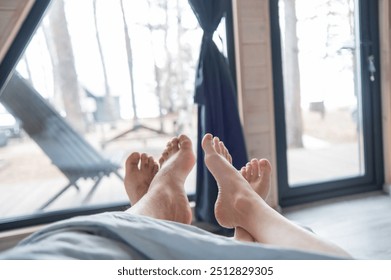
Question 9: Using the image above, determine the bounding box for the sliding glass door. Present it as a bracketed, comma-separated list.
[271, 0, 383, 206]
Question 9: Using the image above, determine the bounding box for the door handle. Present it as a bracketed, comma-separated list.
[368, 55, 376, 82]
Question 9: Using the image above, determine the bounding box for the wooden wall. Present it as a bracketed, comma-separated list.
[232, 0, 280, 209]
[0, 0, 34, 64]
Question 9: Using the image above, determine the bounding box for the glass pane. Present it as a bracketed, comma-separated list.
[0, 0, 228, 220]
[279, 0, 364, 186]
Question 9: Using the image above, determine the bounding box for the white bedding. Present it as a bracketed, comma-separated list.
[0, 212, 343, 260]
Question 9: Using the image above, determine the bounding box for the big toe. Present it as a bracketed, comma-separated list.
[178, 134, 193, 150]
[126, 152, 140, 172]
[201, 133, 215, 154]
[259, 159, 272, 175]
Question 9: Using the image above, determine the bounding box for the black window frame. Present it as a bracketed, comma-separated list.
[269, 0, 384, 207]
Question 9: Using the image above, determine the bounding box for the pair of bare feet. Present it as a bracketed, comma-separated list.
[125, 133, 270, 242]
[124, 133, 351, 258]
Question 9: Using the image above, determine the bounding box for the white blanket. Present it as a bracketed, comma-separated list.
[0, 212, 343, 260]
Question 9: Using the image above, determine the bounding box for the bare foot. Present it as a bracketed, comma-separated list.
[241, 158, 272, 200]
[208, 137, 272, 241]
[124, 152, 159, 205]
[236, 159, 272, 241]
[130, 135, 195, 224]
[202, 133, 256, 229]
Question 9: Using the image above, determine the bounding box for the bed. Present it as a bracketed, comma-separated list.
[0, 212, 343, 260]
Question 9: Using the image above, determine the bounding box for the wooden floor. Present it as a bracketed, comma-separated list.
[282, 191, 391, 260]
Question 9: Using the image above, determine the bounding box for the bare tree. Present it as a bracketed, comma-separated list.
[282, 0, 356, 148]
[161, 0, 175, 113]
[42, 23, 63, 112]
[283, 0, 304, 148]
[146, 0, 167, 131]
[145, 0, 194, 117]
[174, 0, 185, 110]
[119, 0, 137, 121]
[104, 0, 167, 141]
[115, 0, 195, 136]
[93, 0, 116, 125]
[46, 0, 85, 132]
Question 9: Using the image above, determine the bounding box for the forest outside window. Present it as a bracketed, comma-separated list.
[0, 0, 231, 224]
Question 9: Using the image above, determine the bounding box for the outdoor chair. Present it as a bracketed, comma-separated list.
[0, 73, 124, 210]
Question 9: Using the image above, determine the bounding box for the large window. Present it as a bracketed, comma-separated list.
[0, 0, 233, 229]
[272, 0, 383, 206]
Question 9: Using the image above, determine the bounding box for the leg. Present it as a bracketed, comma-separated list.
[211, 137, 271, 242]
[126, 135, 195, 225]
[202, 133, 350, 258]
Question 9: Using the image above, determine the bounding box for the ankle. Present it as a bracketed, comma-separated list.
[234, 193, 260, 217]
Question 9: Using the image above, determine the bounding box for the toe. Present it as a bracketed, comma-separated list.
[219, 141, 226, 158]
[245, 162, 252, 178]
[166, 143, 173, 155]
[171, 137, 180, 152]
[227, 153, 232, 164]
[220, 140, 226, 153]
[201, 133, 215, 154]
[221, 141, 231, 163]
[125, 152, 140, 172]
[140, 153, 149, 170]
[153, 163, 159, 175]
[240, 167, 247, 180]
[178, 134, 192, 150]
[148, 156, 155, 169]
[250, 159, 259, 178]
[159, 157, 165, 167]
[259, 159, 272, 176]
[159, 150, 169, 167]
[213, 137, 221, 154]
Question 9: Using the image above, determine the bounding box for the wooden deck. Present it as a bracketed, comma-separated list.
[287, 140, 363, 185]
[0, 122, 197, 219]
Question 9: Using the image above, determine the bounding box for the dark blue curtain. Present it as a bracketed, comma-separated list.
[189, 0, 248, 232]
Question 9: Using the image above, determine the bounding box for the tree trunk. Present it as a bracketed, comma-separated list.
[283, 0, 303, 148]
[47, 0, 85, 132]
[42, 23, 63, 111]
[176, 0, 185, 110]
[162, 0, 174, 114]
[93, 0, 116, 125]
[119, 0, 138, 122]
[146, 0, 165, 131]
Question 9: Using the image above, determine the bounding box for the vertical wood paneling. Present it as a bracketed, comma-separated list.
[0, 0, 35, 64]
[233, 0, 280, 209]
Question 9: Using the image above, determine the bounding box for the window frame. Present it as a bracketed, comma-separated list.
[269, 0, 384, 207]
